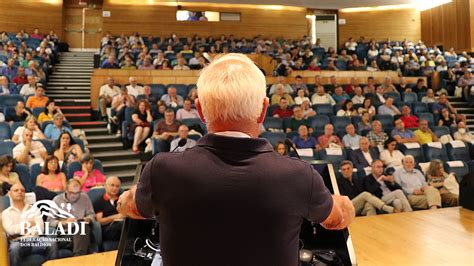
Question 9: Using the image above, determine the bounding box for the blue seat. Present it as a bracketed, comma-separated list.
[431, 126, 451, 138]
[263, 117, 283, 131]
[10, 121, 24, 135]
[66, 159, 104, 179]
[313, 104, 334, 116]
[373, 115, 394, 130]
[384, 92, 401, 103]
[30, 163, 42, 186]
[331, 116, 351, 131]
[259, 131, 286, 147]
[37, 139, 54, 155]
[444, 161, 469, 183]
[266, 105, 280, 117]
[318, 148, 347, 169]
[0, 122, 11, 140]
[418, 113, 435, 127]
[310, 115, 330, 130]
[152, 138, 171, 155]
[150, 84, 166, 98]
[167, 84, 188, 97]
[0, 141, 15, 156]
[423, 143, 449, 162]
[32, 107, 45, 118]
[180, 118, 202, 127]
[398, 143, 425, 163]
[403, 92, 418, 104]
[0, 95, 23, 106]
[412, 102, 429, 115]
[446, 141, 470, 162]
[14, 163, 33, 192]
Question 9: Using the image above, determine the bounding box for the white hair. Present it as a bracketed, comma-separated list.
[403, 154, 415, 162]
[197, 53, 266, 123]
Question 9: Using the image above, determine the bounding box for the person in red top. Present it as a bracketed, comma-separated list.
[272, 97, 293, 118]
[12, 67, 28, 85]
[400, 105, 419, 129]
[73, 154, 106, 192]
[317, 123, 344, 151]
[345, 77, 361, 95]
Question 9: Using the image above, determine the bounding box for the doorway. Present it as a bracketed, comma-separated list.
[64, 6, 103, 49]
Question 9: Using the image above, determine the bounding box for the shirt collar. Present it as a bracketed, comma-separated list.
[197, 133, 274, 153]
[214, 131, 251, 138]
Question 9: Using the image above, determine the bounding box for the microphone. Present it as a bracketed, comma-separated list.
[285, 138, 301, 159]
[171, 138, 187, 152]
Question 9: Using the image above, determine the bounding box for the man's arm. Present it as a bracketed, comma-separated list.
[321, 195, 355, 230]
[117, 185, 144, 219]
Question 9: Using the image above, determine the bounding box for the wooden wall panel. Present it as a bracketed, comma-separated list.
[338, 9, 421, 48]
[101, 0, 307, 39]
[421, 0, 473, 52]
[0, 0, 63, 38]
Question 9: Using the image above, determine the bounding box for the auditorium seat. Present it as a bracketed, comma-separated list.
[152, 138, 171, 155]
[446, 141, 470, 162]
[66, 160, 104, 179]
[331, 116, 351, 131]
[260, 131, 286, 147]
[30, 163, 42, 186]
[32, 107, 45, 118]
[311, 115, 330, 131]
[403, 92, 418, 104]
[398, 143, 425, 163]
[37, 139, 54, 155]
[266, 105, 279, 117]
[10, 121, 24, 135]
[423, 143, 449, 162]
[418, 113, 435, 126]
[0, 122, 11, 140]
[384, 92, 401, 103]
[313, 104, 334, 116]
[444, 161, 469, 183]
[0, 95, 23, 107]
[167, 84, 188, 97]
[40, 120, 72, 132]
[318, 148, 347, 169]
[431, 126, 451, 138]
[150, 84, 167, 98]
[373, 115, 394, 130]
[0, 141, 15, 156]
[14, 163, 33, 192]
[263, 117, 283, 131]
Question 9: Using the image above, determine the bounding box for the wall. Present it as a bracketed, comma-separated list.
[101, 0, 307, 39]
[338, 9, 421, 48]
[421, 0, 473, 52]
[0, 0, 63, 38]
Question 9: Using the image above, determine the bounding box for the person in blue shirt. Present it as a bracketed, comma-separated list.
[332, 86, 350, 105]
[101, 54, 119, 69]
[44, 113, 72, 140]
[391, 117, 418, 144]
[292, 124, 317, 149]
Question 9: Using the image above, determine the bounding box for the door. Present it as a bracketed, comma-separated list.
[64, 7, 103, 49]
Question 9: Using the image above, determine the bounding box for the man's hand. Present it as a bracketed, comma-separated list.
[117, 185, 144, 220]
[413, 188, 424, 195]
[321, 195, 355, 230]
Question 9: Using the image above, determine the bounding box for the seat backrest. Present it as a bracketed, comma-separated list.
[313, 104, 334, 116]
[167, 84, 188, 97]
[0, 141, 16, 156]
[431, 126, 451, 138]
[412, 102, 428, 115]
[152, 138, 171, 155]
[0, 122, 11, 140]
[124, 107, 135, 123]
[403, 92, 418, 103]
[398, 143, 425, 163]
[446, 141, 470, 162]
[331, 116, 351, 131]
[318, 148, 347, 169]
[30, 163, 42, 186]
[10, 121, 24, 134]
[263, 117, 283, 130]
[259, 131, 286, 147]
[2, 95, 23, 106]
[423, 143, 449, 162]
[373, 114, 394, 129]
[384, 92, 401, 103]
[444, 161, 469, 183]
[418, 113, 435, 127]
[32, 107, 45, 118]
[37, 139, 54, 155]
[150, 84, 166, 98]
[310, 115, 330, 130]
[14, 163, 33, 192]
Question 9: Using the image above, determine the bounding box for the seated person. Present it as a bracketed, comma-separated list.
[173, 57, 190, 70]
[54, 131, 83, 167]
[332, 86, 350, 105]
[400, 105, 418, 128]
[286, 105, 311, 133]
[152, 108, 181, 142]
[49, 179, 95, 256]
[292, 125, 317, 149]
[0, 155, 20, 195]
[44, 113, 72, 140]
[414, 119, 438, 145]
[268, 76, 293, 95]
[12, 67, 28, 86]
[351, 87, 365, 104]
[274, 141, 288, 156]
[131, 100, 154, 153]
[438, 108, 456, 127]
[13, 128, 48, 166]
[291, 76, 309, 95]
[272, 97, 293, 118]
[453, 121, 473, 142]
[379, 137, 404, 169]
[377, 97, 400, 116]
[336, 100, 358, 117]
[94, 176, 125, 242]
[362, 160, 412, 212]
[160, 86, 184, 108]
[2, 183, 58, 265]
[125, 77, 144, 98]
[25, 85, 49, 109]
[432, 93, 465, 123]
[170, 124, 197, 152]
[391, 118, 418, 144]
[421, 89, 437, 103]
[317, 124, 344, 150]
[38, 100, 63, 124]
[98, 77, 120, 120]
[372, 86, 386, 106]
[140, 85, 157, 106]
[36, 155, 67, 192]
[338, 160, 395, 216]
[311, 86, 336, 106]
[342, 124, 361, 149]
[301, 100, 317, 118]
[6, 101, 31, 122]
[73, 154, 106, 192]
[394, 155, 442, 210]
[111, 86, 136, 136]
[19, 75, 37, 96]
[12, 115, 45, 144]
[101, 54, 119, 69]
[176, 98, 200, 120]
[425, 159, 459, 207]
[294, 89, 310, 105]
[270, 84, 294, 105]
[358, 112, 372, 131]
[349, 137, 379, 169]
[357, 98, 376, 118]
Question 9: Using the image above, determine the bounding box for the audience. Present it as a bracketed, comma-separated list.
[98, 77, 120, 120]
[38, 100, 63, 124]
[358, 112, 372, 131]
[286, 105, 311, 133]
[379, 137, 404, 169]
[378, 97, 400, 116]
[414, 119, 438, 145]
[391, 118, 418, 144]
[131, 100, 153, 153]
[169, 124, 197, 152]
[36, 155, 66, 192]
[6, 101, 31, 122]
[271, 84, 294, 105]
[394, 155, 441, 210]
[0, 155, 19, 195]
[274, 141, 288, 156]
[342, 124, 361, 149]
[73, 154, 106, 192]
[350, 137, 379, 170]
[12, 115, 45, 144]
[453, 121, 473, 141]
[272, 97, 293, 118]
[425, 159, 459, 207]
[94, 176, 125, 242]
[13, 128, 48, 166]
[25, 85, 49, 109]
[110, 86, 136, 136]
[125, 77, 144, 98]
[161, 86, 184, 108]
[44, 113, 72, 140]
[53, 131, 83, 167]
[317, 124, 344, 150]
[438, 108, 456, 127]
[358, 98, 376, 117]
[19, 75, 37, 96]
[367, 120, 388, 148]
[400, 105, 418, 128]
[292, 125, 317, 149]
[336, 100, 357, 117]
[152, 108, 181, 142]
[311, 86, 335, 105]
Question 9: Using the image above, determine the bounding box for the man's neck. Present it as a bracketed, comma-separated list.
[12, 201, 25, 211]
[207, 119, 260, 138]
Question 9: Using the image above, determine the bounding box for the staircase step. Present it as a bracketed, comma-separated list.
[48, 82, 90, 85]
[64, 113, 91, 122]
[103, 159, 141, 172]
[61, 107, 91, 114]
[49, 77, 91, 81]
[93, 150, 138, 161]
[47, 86, 91, 90]
[55, 99, 91, 107]
[70, 121, 107, 129]
[57, 63, 94, 66]
[49, 72, 93, 76]
[47, 90, 90, 95]
[86, 135, 121, 144]
[88, 142, 123, 152]
[49, 95, 90, 100]
[105, 169, 136, 188]
[54, 69, 94, 73]
[83, 127, 109, 136]
[50, 75, 91, 79]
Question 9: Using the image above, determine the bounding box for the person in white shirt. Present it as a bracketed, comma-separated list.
[170, 124, 197, 152]
[19, 75, 37, 97]
[268, 76, 293, 95]
[99, 77, 121, 119]
[189, 52, 201, 66]
[2, 183, 58, 265]
[311, 86, 335, 106]
[126, 77, 144, 98]
[13, 128, 48, 166]
[342, 124, 361, 149]
[294, 88, 310, 105]
[173, 57, 191, 70]
[345, 37, 357, 53]
[379, 137, 404, 169]
[161, 87, 184, 108]
[352, 87, 365, 104]
[176, 98, 200, 120]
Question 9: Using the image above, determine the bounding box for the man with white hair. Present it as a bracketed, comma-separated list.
[126, 77, 144, 98]
[394, 155, 442, 209]
[94, 176, 124, 242]
[268, 76, 293, 95]
[19, 75, 37, 97]
[118, 53, 354, 265]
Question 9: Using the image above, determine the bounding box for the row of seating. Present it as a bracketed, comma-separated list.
[0, 120, 72, 141]
[0, 136, 84, 157]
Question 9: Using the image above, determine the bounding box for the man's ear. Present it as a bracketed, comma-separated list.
[195, 98, 206, 123]
[257, 97, 269, 124]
